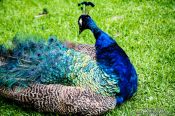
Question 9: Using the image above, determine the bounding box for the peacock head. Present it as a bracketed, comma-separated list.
[78, 2, 95, 34]
[78, 14, 93, 34]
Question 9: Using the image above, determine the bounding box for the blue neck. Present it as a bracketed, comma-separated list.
[87, 18, 137, 104]
[88, 21, 116, 49]
[88, 19, 131, 76]
[88, 20, 125, 68]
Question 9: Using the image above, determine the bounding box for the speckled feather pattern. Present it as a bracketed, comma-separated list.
[0, 84, 116, 115]
[64, 41, 96, 59]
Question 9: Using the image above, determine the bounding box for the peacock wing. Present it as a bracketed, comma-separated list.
[0, 84, 116, 115]
[64, 41, 96, 59]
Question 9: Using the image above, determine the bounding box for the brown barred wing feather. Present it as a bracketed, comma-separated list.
[64, 41, 96, 60]
[0, 84, 116, 115]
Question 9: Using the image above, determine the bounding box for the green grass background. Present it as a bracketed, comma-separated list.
[0, 0, 174, 115]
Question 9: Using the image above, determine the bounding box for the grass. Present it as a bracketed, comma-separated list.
[0, 0, 175, 115]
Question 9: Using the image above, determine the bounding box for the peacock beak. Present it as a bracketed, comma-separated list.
[79, 26, 83, 35]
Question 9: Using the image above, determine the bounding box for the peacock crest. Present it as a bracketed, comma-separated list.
[78, 1, 95, 15]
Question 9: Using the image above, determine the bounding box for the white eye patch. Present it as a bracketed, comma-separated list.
[79, 18, 82, 26]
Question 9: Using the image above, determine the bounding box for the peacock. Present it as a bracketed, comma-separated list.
[0, 2, 138, 115]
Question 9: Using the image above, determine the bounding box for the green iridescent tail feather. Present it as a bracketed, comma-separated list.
[0, 35, 120, 97]
[0, 36, 67, 87]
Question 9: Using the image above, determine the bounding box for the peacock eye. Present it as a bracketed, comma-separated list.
[79, 18, 82, 26]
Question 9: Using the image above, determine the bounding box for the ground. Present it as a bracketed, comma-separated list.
[0, 0, 174, 116]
